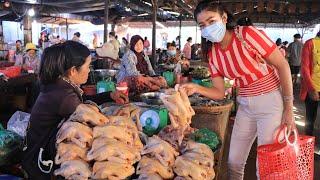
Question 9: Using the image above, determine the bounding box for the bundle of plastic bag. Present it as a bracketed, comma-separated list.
[7, 111, 30, 137]
[190, 128, 220, 151]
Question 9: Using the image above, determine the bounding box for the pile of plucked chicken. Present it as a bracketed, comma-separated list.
[54, 85, 215, 180]
[54, 103, 143, 180]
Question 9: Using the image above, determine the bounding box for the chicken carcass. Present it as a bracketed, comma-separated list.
[174, 156, 210, 180]
[87, 142, 141, 164]
[55, 142, 88, 164]
[142, 135, 179, 167]
[93, 125, 134, 144]
[113, 104, 142, 131]
[181, 140, 214, 159]
[181, 152, 214, 170]
[90, 137, 118, 152]
[54, 160, 91, 180]
[107, 115, 138, 131]
[158, 125, 184, 150]
[68, 104, 109, 126]
[174, 176, 192, 180]
[138, 173, 163, 180]
[92, 125, 143, 150]
[56, 121, 93, 148]
[137, 156, 174, 179]
[92, 161, 134, 180]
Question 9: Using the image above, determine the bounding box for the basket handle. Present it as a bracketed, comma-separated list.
[284, 127, 298, 146]
[275, 125, 298, 146]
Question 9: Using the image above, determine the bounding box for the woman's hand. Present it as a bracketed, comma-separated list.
[179, 83, 199, 96]
[110, 91, 129, 105]
[281, 106, 296, 132]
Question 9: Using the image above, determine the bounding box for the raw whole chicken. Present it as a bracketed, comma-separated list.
[68, 104, 109, 126]
[174, 156, 210, 180]
[93, 125, 134, 144]
[90, 137, 119, 152]
[107, 115, 138, 131]
[160, 88, 194, 129]
[181, 152, 214, 169]
[158, 125, 185, 150]
[137, 156, 174, 179]
[174, 176, 192, 180]
[142, 135, 179, 167]
[55, 142, 88, 164]
[138, 173, 163, 180]
[54, 160, 91, 180]
[113, 104, 142, 131]
[92, 125, 143, 150]
[92, 161, 135, 180]
[87, 142, 141, 164]
[56, 121, 93, 148]
[181, 140, 214, 159]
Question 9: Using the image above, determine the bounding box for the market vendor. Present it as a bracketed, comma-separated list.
[22, 41, 128, 179]
[180, 1, 296, 180]
[116, 35, 167, 93]
[14, 43, 40, 73]
[160, 42, 190, 69]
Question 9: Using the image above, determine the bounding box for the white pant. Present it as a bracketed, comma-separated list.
[228, 90, 283, 180]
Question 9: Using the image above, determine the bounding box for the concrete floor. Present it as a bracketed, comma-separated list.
[242, 86, 320, 180]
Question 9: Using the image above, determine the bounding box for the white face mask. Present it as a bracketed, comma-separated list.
[201, 21, 226, 43]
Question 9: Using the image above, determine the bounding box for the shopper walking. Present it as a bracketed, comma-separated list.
[180, 1, 295, 179]
[182, 37, 192, 59]
[287, 33, 303, 86]
[300, 31, 320, 136]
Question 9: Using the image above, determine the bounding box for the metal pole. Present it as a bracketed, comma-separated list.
[66, 18, 69, 40]
[151, 0, 157, 67]
[195, 25, 198, 43]
[179, 15, 182, 50]
[104, 0, 109, 43]
[23, 15, 32, 43]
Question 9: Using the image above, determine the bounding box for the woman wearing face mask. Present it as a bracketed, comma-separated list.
[180, 1, 295, 179]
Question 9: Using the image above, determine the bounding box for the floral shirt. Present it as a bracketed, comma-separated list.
[116, 50, 155, 83]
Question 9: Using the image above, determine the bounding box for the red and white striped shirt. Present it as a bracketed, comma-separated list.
[208, 26, 280, 97]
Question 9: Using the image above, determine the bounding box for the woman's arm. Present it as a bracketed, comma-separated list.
[144, 55, 155, 75]
[265, 47, 295, 130]
[123, 53, 140, 76]
[180, 76, 225, 100]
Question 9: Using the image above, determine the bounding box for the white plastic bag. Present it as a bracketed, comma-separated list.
[7, 111, 30, 137]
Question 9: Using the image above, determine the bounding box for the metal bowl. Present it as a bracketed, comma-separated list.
[140, 92, 164, 105]
[94, 69, 119, 78]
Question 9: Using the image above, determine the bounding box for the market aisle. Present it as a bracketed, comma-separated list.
[244, 85, 320, 180]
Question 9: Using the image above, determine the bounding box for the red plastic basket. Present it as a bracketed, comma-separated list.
[257, 127, 298, 180]
[0, 66, 21, 78]
[290, 135, 315, 180]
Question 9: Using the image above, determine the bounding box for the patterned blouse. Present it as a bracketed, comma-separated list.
[116, 50, 155, 83]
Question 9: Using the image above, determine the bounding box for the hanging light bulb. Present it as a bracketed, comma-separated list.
[28, 8, 35, 17]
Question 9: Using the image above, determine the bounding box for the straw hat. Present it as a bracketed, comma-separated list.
[96, 42, 118, 59]
[25, 43, 37, 52]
